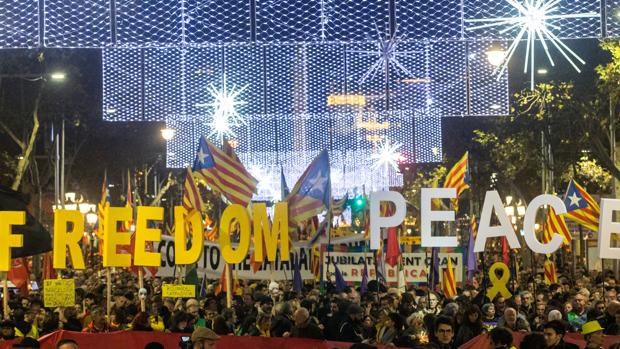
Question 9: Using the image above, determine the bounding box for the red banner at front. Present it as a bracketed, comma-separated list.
[36, 330, 402, 349]
[459, 331, 620, 349]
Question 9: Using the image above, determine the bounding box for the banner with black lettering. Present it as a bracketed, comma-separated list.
[324, 250, 463, 284]
[156, 236, 315, 280]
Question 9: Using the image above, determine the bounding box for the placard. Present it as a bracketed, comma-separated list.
[162, 284, 195, 298]
[44, 279, 75, 307]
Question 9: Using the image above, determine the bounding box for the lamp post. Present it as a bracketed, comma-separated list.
[504, 196, 528, 287]
[486, 44, 506, 67]
[85, 209, 98, 266]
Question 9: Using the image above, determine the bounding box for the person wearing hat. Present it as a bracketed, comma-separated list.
[581, 320, 605, 349]
[190, 327, 219, 349]
[1, 320, 17, 340]
[12, 337, 39, 349]
[338, 304, 364, 343]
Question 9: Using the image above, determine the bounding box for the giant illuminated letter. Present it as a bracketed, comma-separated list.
[253, 202, 289, 262]
[53, 210, 86, 269]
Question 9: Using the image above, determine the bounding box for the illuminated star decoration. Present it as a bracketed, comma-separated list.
[349, 23, 419, 84]
[199, 74, 248, 140]
[371, 138, 403, 171]
[466, 0, 597, 90]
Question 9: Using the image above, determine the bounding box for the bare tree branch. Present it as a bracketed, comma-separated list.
[149, 172, 176, 206]
[0, 120, 25, 150]
[11, 89, 41, 190]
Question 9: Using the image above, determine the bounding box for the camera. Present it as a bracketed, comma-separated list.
[178, 335, 191, 349]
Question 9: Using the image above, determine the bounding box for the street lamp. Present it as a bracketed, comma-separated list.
[85, 208, 98, 265]
[160, 128, 175, 141]
[486, 45, 506, 67]
[49, 72, 66, 81]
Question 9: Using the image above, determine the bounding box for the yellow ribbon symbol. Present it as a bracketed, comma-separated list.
[487, 262, 512, 300]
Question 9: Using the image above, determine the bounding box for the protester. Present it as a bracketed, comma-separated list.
[543, 320, 578, 349]
[427, 316, 454, 349]
[12, 337, 40, 349]
[55, 339, 79, 349]
[582, 320, 605, 349]
[287, 307, 323, 339]
[190, 327, 219, 349]
[489, 327, 513, 349]
[520, 333, 546, 349]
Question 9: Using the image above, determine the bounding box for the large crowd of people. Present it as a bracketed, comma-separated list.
[1, 265, 620, 349]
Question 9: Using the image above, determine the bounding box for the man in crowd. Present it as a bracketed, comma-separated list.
[569, 291, 589, 329]
[190, 327, 219, 349]
[582, 320, 605, 349]
[338, 304, 364, 343]
[543, 320, 578, 349]
[428, 316, 454, 349]
[497, 307, 530, 332]
[56, 339, 79, 349]
[286, 307, 323, 339]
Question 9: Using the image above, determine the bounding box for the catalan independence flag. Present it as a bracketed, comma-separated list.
[443, 151, 470, 211]
[193, 137, 258, 206]
[544, 258, 558, 285]
[563, 179, 600, 232]
[442, 257, 457, 299]
[286, 150, 331, 226]
[543, 206, 571, 245]
[182, 166, 204, 212]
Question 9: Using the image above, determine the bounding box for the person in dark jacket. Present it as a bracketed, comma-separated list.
[543, 320, 579, 349]
[454, 305, 484, 348]
[426, 316, 454, 349]
[288, 307, 323, 340]
[338, 304, 365, 343]
[270, 302, 293, 337]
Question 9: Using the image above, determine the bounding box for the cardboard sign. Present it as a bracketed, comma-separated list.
[162, 284, 196, 298]
[44, 279, 75, 307]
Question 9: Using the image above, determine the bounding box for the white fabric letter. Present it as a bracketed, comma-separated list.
[420, 188, 457, 247]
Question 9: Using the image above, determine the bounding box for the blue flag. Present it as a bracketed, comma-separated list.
[334, 263, 347, 292]
[360, 258, 369, 294]
[293, 254, 303, 293]
[280, 166, 290, 201]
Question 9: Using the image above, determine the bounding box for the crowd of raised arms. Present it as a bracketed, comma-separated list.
[1, 266, 620, 349]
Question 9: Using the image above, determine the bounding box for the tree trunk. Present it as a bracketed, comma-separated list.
[11, 90, 41, 191]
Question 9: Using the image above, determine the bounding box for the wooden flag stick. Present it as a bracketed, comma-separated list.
[226, 264, 232, 309]
[138, 268, 145, 312]
[3, 273, 8, 320]
[106, 268, 112, 317]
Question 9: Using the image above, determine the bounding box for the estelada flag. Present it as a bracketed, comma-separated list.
[0, 185, 51, 257]
[8, 258, 30, 295]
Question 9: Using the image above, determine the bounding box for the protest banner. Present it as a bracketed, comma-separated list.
[161, 284, 196, 298]
[43, 279, 75, 307]
[324, 250, 463, 284]
[156, 235, 315, 280]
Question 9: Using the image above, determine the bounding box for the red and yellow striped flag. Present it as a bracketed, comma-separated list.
[543, 206, 571, 245]
[193, 137, 258, 207]
[183, 167, 204, 212]
[544, 258, 558, 285]
[443, 152, 470, 211]
[442, 258, 457, 299]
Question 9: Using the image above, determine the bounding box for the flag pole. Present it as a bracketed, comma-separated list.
[138, 268, 145, 312]
[3, 273, 8, 319]
[225, 264, 232, 308]
[106, 268, 112, 317]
